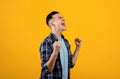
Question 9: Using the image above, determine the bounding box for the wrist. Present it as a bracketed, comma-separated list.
[76, 46, 81, 50]
[53, 49, 59, 55]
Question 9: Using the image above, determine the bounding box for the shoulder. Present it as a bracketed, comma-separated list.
[40, 36, 53, 53]
[40, 36, 52, 47]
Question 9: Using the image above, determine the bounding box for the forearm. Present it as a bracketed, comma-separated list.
[72, 47, 80, 65]
[46, 50, 58, 72]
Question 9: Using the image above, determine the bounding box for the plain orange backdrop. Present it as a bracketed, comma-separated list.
[0, 0, 120, 79]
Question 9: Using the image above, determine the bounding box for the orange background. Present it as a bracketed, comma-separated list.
[0, 0, 120, 79]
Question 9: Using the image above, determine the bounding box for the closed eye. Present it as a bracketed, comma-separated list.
[59, 16, 64, 19]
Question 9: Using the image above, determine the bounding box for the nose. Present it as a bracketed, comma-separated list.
[62, 17, 65, 21]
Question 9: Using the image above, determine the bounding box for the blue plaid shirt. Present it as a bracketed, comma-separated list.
[39, 33, 74, 79]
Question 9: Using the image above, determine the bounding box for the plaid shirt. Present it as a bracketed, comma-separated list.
[40, 33, 74, 79]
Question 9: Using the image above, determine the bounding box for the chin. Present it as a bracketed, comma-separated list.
[62, 28, 66, 31]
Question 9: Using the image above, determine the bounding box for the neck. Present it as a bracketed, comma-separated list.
[51, 31, 62, 39]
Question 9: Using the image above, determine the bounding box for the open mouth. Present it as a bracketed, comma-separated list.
[61, 22, 65, 26]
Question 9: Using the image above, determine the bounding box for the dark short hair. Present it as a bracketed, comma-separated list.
[46, 11, 59, 26]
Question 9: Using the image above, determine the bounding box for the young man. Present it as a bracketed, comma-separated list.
[40, 11, 82, 79]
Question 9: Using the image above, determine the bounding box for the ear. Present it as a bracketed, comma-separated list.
[49, 19, 55, 27]
[50, 22, 55, 27]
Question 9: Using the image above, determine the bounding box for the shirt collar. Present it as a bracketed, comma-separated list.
[49, 32, 65, 42]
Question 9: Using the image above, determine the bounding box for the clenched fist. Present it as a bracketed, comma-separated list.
[75, 38, 82, 48]
[53, 41, 61, 53]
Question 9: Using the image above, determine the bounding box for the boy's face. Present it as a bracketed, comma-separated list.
[52, 13, 66, 31]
